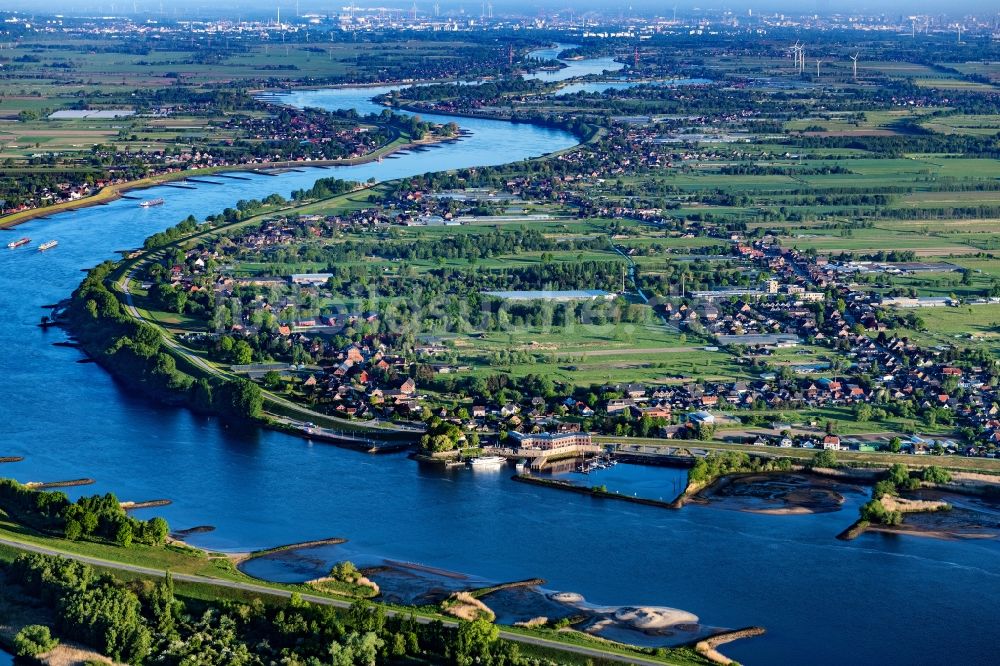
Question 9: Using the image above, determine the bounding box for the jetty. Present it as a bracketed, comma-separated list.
[213, 173, 253, 181]
[27, 478, 95, 490]
[184, 177, 224, 185]
[161, 182, 198, 190]
[692, 627, 766, 664]
[121, 499, 172, 511]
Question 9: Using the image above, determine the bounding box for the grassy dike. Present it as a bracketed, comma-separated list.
[0, 516, 712, 666]
[64, 183, 417, 440]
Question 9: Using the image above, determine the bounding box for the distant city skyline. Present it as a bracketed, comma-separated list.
[3, 1, 997, 19]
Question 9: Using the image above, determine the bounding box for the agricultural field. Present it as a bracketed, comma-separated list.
[920, 114, 1000, 135]
[885, 303, 1000, 353]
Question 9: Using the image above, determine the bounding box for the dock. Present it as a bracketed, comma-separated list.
[303, 427, 415, 453]
[486, 444, 602, 471]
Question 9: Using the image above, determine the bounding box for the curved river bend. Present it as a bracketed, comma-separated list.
[0, 82, 998, 666]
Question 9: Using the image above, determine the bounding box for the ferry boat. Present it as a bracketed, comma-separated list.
[38, 240, 58, 251]
[514, 458, 528, 473]
[467, 456, 506, 468]
[7, 237, 30, 249]
[139, 198, 165, 208]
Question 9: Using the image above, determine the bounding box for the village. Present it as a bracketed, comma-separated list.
[139, 190, 1000, 464]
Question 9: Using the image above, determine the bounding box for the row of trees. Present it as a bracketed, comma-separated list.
[69, 261, 263, 421]
[6, 551, 568, 666]
[0, 479, 168, 547]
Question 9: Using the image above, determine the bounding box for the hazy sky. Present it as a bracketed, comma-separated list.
[3, 1, 995, 18]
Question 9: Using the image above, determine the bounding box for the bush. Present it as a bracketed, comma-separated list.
[860, 499, 903, 526]
[810, 449, 838, 469]
[886, 464, 920, 491]
[922, 466, 952, 485]
[13, 624, 59, 656]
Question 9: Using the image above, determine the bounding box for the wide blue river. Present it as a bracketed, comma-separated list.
[1, 80, 998, 666]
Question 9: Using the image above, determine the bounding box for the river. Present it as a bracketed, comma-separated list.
[525, 43, 624, 82]
[1, 77, 999, 666]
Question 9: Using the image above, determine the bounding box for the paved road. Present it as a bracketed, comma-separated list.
[0, 536, 675, 666]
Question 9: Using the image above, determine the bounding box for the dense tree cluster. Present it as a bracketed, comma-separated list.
[5, 552, 569, 666]
[0, 479, 168, 547]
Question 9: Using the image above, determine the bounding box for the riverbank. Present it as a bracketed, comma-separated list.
[0, 524, 715, 666]
[0, 130, 448, 231]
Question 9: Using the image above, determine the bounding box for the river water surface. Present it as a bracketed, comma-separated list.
[1, 77, 998, 666]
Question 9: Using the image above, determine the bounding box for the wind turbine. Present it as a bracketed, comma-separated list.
[815, 59, 821, 78]
[790, 41, 802, 74]
[850, 52, 860, 80]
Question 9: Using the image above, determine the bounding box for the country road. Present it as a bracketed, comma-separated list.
[0, 536, 677, 666]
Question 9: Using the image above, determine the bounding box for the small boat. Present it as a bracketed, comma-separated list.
[139, 198, 165, 208]
[38, 240, 58, 251]
[468, 456, 506, 468]
[7, 237, 30, 249]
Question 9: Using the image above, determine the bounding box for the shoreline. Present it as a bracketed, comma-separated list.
[0, 132, 451, 231]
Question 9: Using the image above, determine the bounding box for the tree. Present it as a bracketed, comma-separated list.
[263, 370, 282, 388]
[232, 340, 253, 365]
[60, 585, 152, 663]
[454, 618, 499, 665]
[811, 449, 838, 469]
[13, 625, 59, 657]
[227, 379, 263, 419]
[115, 520, 133, 548]
[887, 464, 918, 490]
[143, 517, 169, 545]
